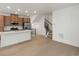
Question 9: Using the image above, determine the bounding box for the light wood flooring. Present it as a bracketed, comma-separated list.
[0, 35, 79, 56]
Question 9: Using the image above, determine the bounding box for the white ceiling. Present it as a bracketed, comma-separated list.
[0, 3, 79, 16]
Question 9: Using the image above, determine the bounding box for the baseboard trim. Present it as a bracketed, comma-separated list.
[53, 39, 79, 48]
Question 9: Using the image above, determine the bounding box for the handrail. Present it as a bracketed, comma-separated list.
[45, 19, 52, 25]
[45, 19, 52, 32]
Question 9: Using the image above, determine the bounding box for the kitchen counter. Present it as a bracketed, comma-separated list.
[1, 29, 31, 33]
[0, 30, 32, 48]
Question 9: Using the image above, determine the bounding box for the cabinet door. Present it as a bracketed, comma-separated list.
[24, 18, 30, 23]
[11, 14, 18, 23]
[18, 18, 23, 25]
[24, 18, 27, 23]
[27, 18, 30, 23]
[4, 16, 11, 26]
[0, 15, 4, 32]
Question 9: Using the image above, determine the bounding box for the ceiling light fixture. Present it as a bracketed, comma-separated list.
[17, 8, 20, 11]
[25, 10, 28, 13]
[7, 6, 11, 9]
[34, 10, 37, 14]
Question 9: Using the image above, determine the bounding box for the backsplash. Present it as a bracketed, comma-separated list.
[4, 26, 23, 31]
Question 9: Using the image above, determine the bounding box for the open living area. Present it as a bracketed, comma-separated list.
[0, 3, 79, 56]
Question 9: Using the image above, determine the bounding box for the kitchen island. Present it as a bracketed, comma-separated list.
[0, 30, 31, 48]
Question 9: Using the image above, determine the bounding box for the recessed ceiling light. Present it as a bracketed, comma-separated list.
[17, 8, 20, 11]
[34, 10, 37, 14]
[25, 10, 28, 13]
[7, 6, 11, 9]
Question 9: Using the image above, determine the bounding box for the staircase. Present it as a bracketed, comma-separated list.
[47, 30, 52, 39]
[44, 19, 52, 39]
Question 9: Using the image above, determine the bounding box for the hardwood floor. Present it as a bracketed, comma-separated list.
[0, 35, 79, 56]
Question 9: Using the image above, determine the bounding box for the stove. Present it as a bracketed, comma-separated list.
[10, 27, 18, 30]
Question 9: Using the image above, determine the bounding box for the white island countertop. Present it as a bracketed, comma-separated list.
[0, 30, 32, 48]
[0, 30, 31, 34]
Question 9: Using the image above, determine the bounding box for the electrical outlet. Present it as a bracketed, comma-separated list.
[58, 33, 64, 39]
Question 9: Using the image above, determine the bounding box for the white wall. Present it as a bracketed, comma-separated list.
[0, 12, 10, 16]
[36, 16, 46, 35]
[53, 5, 79, 47]
[45, 14, 52, 24]
[31, 15, 46, 35]
[30, 14, 52, 36]
[30, 15, 38, 23]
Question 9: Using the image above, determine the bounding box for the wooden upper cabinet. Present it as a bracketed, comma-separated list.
[0, 15, 4, 32]
[18, 17, 23, 25]
[4, 14, 30, 27]
[0, 15, 4, 26]
[4, 16, 11, 26]
[11, 14, 18, 23]
[24, 18, 30, 23]
[27, 18, 30, 23]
